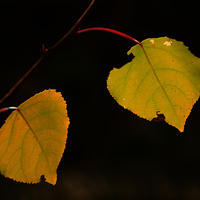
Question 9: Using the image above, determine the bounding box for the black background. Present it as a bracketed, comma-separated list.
[0, 0, 200, 199]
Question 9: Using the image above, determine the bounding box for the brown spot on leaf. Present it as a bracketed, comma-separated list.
[151, 112, 165, 122]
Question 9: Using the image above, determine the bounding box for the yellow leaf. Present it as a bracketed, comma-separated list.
[107, 37, 200, 132]
[0, 89, 69, 185]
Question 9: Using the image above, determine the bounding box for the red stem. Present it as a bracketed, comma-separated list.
[76, 27, 141, 45]
[0, 107, 18, 113]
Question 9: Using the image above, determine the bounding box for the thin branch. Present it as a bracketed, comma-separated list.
[0, 56, 44, 104]
[0, 0, 96, 105]
[52, 0, 96, 50]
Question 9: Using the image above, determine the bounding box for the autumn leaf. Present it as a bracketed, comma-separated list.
[0, 89, 69, 185]
[107, 37, 200, 132]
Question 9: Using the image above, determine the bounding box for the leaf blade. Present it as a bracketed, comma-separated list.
[107, 37, 200, 132]
[0, 89, 69, 185]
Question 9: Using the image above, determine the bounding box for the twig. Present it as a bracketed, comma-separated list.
[51, 0, 96, 50]
[0, 56, 44, 104]
[0, 0, 96, 105]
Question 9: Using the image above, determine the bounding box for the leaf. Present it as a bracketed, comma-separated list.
[0, 89, 69, 185]
[107, 37, 200, 132]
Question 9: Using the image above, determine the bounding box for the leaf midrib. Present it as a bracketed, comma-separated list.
[140, 45, 179, 121]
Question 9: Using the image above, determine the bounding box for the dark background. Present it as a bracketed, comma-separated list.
[0, 0, 200, 199]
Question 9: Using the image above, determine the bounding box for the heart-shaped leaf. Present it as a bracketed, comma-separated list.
[107, 37, 200, 132]
[0, 89, 69, 185]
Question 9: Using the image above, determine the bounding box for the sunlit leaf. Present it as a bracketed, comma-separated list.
[0, 89, 69, 185]
[107, 37, 200, 132]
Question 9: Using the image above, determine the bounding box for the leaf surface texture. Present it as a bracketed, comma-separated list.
[107, 37, 200, 132]
[0, 89, 69, 185]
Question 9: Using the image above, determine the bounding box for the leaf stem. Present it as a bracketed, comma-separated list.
[0, 107, 18, 113]
[76, 27, 141, 45]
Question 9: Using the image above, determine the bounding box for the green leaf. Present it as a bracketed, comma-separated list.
[107, 37, 200, 132]
[0, 89, 69, 185]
